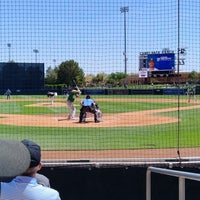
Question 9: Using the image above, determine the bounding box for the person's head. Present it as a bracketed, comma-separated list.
[148, 59, 155, 70]
[21, 140, 42, 176]
[71, 88, 78, 93]
[0, 139, 31, 178]
[86, 95, 90, 99]
[72, 87, 77, 90]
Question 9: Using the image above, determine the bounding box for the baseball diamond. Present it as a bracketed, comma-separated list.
[0, 96, 199, 161]
[0, 98, 195, 128]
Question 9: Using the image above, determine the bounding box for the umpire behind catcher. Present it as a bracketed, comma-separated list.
[79, 95, 100, 123]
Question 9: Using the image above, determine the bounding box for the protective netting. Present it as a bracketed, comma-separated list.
[0, 0, 200, 165]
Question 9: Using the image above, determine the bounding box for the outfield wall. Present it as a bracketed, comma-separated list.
[0, 88, 189, 95]
[0, 63, 44, 90]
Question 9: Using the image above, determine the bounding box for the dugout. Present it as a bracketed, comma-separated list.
[0, 62, 44, 90]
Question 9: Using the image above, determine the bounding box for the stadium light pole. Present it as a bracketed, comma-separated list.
[53, 59, 56, 67]
[120, 6, 129, 74]
[33, 49, 39, 63]
[7, 43, 11, 62]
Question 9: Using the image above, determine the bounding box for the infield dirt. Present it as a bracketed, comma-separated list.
[0, 98, 199, 159]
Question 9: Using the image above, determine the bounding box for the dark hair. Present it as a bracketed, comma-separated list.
[86, 95, 90, 99]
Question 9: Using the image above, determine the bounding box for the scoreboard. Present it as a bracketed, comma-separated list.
[139, 51, 175, 78]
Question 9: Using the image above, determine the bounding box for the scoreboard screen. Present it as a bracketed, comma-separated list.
[139, 52, 175, 78]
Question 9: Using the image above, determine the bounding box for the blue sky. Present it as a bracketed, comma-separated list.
[0, 0, 199, 74]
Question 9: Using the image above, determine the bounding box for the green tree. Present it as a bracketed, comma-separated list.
[57, 60, 85, 86]
[106, 72, 128, 87]
[92, 73, 108, 87]
[85, 74, 95, 87]
[188, 70, 198, 83]
[45, 66, 58, 84]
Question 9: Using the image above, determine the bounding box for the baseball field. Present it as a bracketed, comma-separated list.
[0, 94, 200, 160]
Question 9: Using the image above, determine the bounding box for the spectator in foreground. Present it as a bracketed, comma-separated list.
[1, 139, 61, 200]
[35, 172, 51, 187]
[0, 139, 30, 178]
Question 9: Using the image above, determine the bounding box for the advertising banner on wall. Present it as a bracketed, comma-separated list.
[139, 69, 148, 78]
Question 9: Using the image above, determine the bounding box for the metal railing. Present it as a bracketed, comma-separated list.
[146, 167, 200, 200]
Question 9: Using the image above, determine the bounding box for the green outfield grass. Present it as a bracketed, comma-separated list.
[0, 95, 199, 151]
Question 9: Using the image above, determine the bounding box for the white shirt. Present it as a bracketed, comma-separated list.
[1, 176, 61, 200]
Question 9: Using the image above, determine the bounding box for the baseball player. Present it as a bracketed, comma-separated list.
[79, 95, 100, 123]
[67, 88, 81, 119]
[4, 89, 12, 99]
[95, 103, 102, 122]
[187, 85, 197, 103]
[81, 103, 102, 122]
[47, 92, 57, 105]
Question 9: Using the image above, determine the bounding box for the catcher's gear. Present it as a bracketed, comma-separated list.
[95, 104, 102, 121]
[79, 103, 102, 123]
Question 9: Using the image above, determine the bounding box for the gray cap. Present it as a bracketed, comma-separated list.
[0, 139, 30, 177]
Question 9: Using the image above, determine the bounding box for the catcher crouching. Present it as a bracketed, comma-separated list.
[79, 95, 102, 123]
